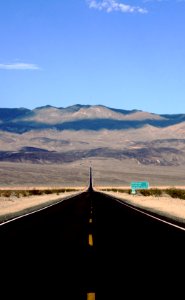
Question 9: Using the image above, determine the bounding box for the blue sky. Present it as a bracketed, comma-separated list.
[0, 0, 185, 114]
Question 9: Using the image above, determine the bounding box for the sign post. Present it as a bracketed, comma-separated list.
[131, 181, 149, 194]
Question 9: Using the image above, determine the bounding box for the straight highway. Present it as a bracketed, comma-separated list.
[0, 190, 184, 299]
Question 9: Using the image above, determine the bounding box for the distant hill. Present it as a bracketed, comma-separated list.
[0, 104, 185, 168]
[0, 104, 185, 133]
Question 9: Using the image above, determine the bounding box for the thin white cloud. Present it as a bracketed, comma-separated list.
[0, 63, 41, 70]
[87, 0, 148, 13]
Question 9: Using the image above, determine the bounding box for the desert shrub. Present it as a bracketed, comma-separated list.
[0, 187, 78, 199]
[149, 188, 162, 197]
[139, 189, 152, 196]
[41, 188, 77, 194]
[165, 188, 185, 200]
[119, 189, 130, 194]
[53, 189, 62, 194]
[101, 188, 130, 194]
[2, 190, 12, 197]
[29, 189, 43, 196]
[21, 190, 30, 197]
[44, 189, 53, 194]
[138, 189, 162, 197]
[116, 189, 129, 193]
[110, 188, 119, 193]
[64, 188, 77, 192]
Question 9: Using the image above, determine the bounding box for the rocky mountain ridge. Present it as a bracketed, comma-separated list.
[0, 104, 185, 133]
[0, 105, 185, 167]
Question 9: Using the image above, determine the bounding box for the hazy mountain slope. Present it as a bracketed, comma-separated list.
[0, 105, 185, 187]
[0, 120, 185, 166]
[0, 105, 185, 167]
[0, 108, 31, 122]
[17, 105, 166, 124]
[0, 145, 183, 166]
[0, 105, 184, 133]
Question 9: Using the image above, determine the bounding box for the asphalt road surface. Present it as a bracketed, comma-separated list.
[0, 191, 185, 299]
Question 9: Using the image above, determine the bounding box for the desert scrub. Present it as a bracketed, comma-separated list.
[43, 189, 53, 195]
[138, 189, 162, 197]
[0, 188, 78, 198]
[1, 190, 12, 198]
[101, 188, 130, 194]
[165, 188, 185, 200]
[102, 187, 185, 199]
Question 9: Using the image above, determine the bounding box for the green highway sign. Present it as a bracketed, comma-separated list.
[131, 181, 149, 189]
[131, 181, 149, 194]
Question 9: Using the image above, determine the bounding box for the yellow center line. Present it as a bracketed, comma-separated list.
[87, 293, 95, 300]
[88, 234, 93, 246]
[89, 218, 92, 223]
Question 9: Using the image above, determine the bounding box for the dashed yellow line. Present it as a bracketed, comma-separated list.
[89, 218, 92, 223]
[88, 234, 93, 246]
[87, 293, 95, 300]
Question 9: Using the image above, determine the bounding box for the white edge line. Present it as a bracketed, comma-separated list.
[0, 192, 82, 227]
[102, 193, 185, 232]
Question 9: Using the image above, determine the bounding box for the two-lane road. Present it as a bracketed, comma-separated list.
[92, 192, 185, 299]
[0, 191, 184, 299]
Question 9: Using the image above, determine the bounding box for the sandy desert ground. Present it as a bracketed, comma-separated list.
[0, 158, 185, 187]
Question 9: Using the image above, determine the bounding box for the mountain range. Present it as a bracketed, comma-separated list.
[0, 104, 185, 172]
[0, 104, 185, 133]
